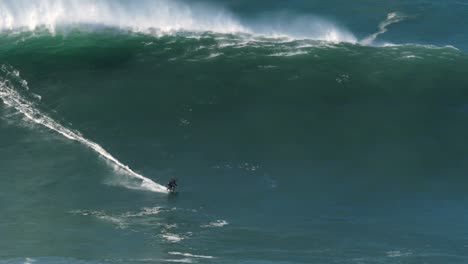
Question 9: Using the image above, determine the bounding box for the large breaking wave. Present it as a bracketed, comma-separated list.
[0, 0, 357, 43]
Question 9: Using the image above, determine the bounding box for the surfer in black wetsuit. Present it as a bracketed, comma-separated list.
[167, 178, 178, 192]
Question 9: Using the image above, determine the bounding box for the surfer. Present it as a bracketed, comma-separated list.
[167, 178, 178, 192]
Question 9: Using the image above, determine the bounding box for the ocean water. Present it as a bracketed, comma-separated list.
[1, 1, 468, 263]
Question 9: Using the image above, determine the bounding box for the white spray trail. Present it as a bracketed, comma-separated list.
[361, 12, 406, 45]
[0, 65, 168, 193]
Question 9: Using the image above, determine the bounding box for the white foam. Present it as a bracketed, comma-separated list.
[0, 64, 168, 193]
[95, 214, 128, 229]
[382, 43, 460, 51]
[163, 259, 193, 263]
[205, 52, 223, 59]
[71, 207, 172, 230]
[169, 252, 214, 259]
[269, 50, 309, 57]
[162, 233, 184, 243]
[401, 55, 423, 60]
[24, 258, 35, 264]
[249, 14, 357, 43]
[164, 224, 178, 229]
[123, 207, 163, 217]
[386, 250, 413, 258]
[201, 220, 229, 228]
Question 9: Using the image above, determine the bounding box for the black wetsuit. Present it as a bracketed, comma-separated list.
[167, 180, 177, 191]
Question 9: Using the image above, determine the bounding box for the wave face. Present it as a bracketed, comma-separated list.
[1, 1, 468, 263]
[0, 64, 168, 193]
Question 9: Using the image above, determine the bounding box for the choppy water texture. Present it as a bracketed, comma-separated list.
[1, 1, 468, 263]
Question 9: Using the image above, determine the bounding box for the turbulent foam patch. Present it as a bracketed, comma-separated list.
[386, 250, 413, 258]
[162, 259, 193, 263]
[122, 207, 163, 217]
[201, 220, 229, 228]
[24, 258, 35, 264]
[0, 64, 168, 193]
[162, 233, 184, 243]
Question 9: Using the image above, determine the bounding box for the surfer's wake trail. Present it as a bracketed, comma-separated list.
[0, 64, 168, 193]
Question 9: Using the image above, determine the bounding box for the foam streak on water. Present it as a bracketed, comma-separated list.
[0, 64, 168, 193]
[168, 252, 214, 259]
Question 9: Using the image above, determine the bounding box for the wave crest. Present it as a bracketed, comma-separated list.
[0, 0, 247, 34]
[0, 0, 356, 43]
